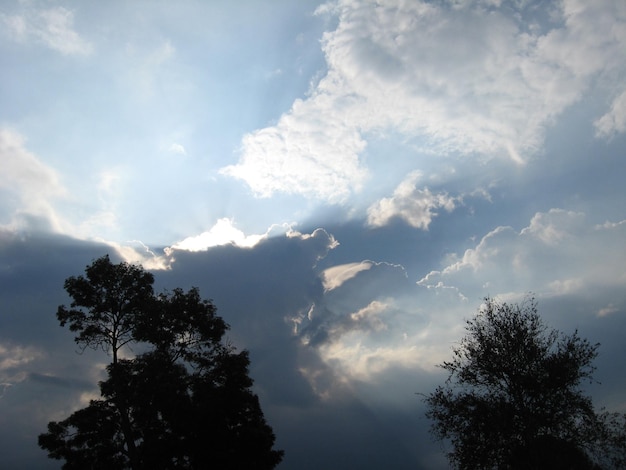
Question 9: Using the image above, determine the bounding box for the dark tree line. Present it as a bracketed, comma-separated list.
[425, 296, 626, 469]
[39, 256, 625, 469]
[38, 255, 283, 469]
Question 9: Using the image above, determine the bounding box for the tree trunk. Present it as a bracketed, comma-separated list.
[110, 355, 140, 470]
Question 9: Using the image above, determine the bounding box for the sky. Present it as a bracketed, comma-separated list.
[1, 0, 625, 468]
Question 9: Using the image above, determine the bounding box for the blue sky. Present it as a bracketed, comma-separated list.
[1, 0, 625, 468]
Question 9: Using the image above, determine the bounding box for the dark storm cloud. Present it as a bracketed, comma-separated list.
[0, 226, 432, 469]
[158, 229, 437, 468]
[2, 214, 624, 470]
[0, 230, 118, 469]
[158, 230, 333, 403]
[0, 229, 116, 342]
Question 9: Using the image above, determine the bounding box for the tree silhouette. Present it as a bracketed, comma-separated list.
[424, 296, 625, 469]
[39, 255, 283, 469]
[57, 254, 155, 366]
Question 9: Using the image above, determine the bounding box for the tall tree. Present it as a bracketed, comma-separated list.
[57, 254, 155, 366]
[424, 296, 625, 469]
[39, 255, 283, 469]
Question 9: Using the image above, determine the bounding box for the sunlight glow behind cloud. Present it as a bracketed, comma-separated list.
[169, 218, 266, 252]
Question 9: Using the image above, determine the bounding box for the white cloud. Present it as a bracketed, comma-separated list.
[418, 209, 626, 299]
[0, 129, 64, 196]
[0, 128, 67, 231]
[520, 209, 585, 245]
[0, 343, 40, 372]
[319, 338, 425, 382]
[220, 94, 369, 202]
[106, 240, 172, 271]
[536, 0, 625, 78]
[1, 6, 93, 56]
[169, 143, 187, 156]
[595, 219, 626, 230]
[595, 89, 626, 137]
[367, 171, 457, 229]
[310, 297, 452, 382]
[296, 258, 445, 382]
[321, 261, 373, 291]
[597, 304, 619, 318]
[349, 300, 388, 331]
[168, 218, 266, 252]
[222, 0, 626, 201]
[0, 342, 42, 398]
[311, 209, 626, 383]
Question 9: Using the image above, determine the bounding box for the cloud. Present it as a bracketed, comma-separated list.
[168, 218, 269, 252]
[536, 0, 625, 78]
[0, 229, 424, 470]
[0, 221, 623, 469]
[0, 343, 41, 372]
[291, 257, 442, 384]
[0, 2, 624, 467]
[105, 240, 172, 271]
[1, 6, 93, 56]
[158, 227, 341, 406]
[0, 128, 67, 232]
[321, 261, 373, 291]
[220, 96, 369, 202]
[418, 209, 626, 299]
[303, 299, 391, 348]
[169, 142, 187, 155]
[296, 210, 626, 387]
[595, 89, 626, 138]
[367, 171, 457, 229]
[597, 304, 619, 318]
[0, 342, 42, 397]
[0, 233, 114, 469]
[222, 0, 626, 201]
[318, 336, 425, 382]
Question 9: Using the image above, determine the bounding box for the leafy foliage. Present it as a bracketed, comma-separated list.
[39, 255, 283, 469]
[424, 296, 625, 469]
[56, 255, 155, 363]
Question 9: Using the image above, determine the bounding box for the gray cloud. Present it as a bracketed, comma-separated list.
[1, 213, 625, 469]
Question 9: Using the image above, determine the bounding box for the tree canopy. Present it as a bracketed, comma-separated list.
[39, 255, 284, 469]
[424, 296, 626, 469]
